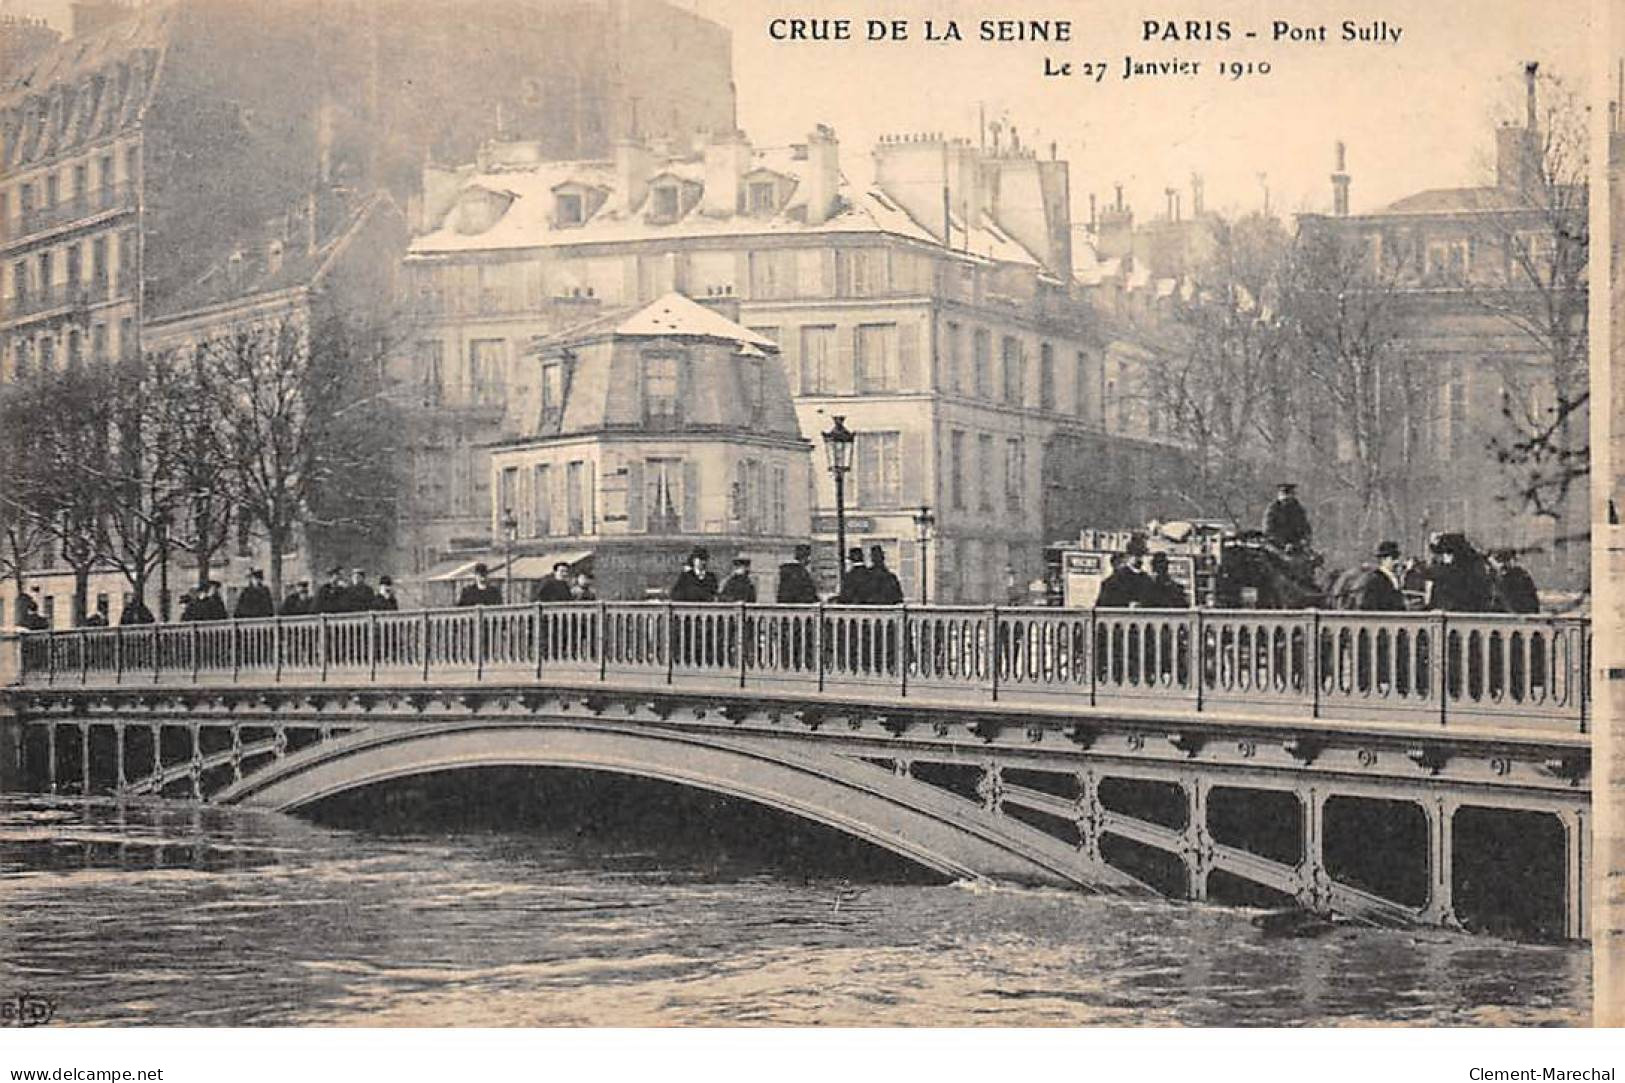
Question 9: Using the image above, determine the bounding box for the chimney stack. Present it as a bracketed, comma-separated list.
[1331, 141, 1350, 217]
[1190, 173, 1204, 217]
[1088, 193, 1097, 230]
[617, 137, 653, 213]
[1525, 61, 1539, 130]
[702, 130, 750, 216]
[804, 124, 839, 225]
[1165, 187, 1177, 222]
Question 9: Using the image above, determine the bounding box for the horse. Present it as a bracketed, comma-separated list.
[1213, 532, 1331, 609]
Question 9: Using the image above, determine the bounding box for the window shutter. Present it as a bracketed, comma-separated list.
[682, 459, 700, 531]
[626, 460, 644, 533]
[836, 323, 855, 393]
[551, 465, 566, 535]
[901, 429, 926, 507]
[897, 322, 919, 390]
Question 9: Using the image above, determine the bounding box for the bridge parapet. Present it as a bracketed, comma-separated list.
[12, 604, 1590, 735]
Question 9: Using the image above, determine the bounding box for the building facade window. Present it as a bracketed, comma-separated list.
[1424, 238, 1470, 283]
[855, 323, 896, 392]
[1039, 343, 1055, 410]
[1075, 351, 1091, 418]
[498, 467, 518, 528]
[650, 184, 680, 220]
[1004, 437, 1025, 513]
[540, 360, 565, 428]
[645, 458, 683, 534]
[749, 250, 797, 299]
[972, 328, 991, 398]
[741, 355, 765, 421]
[642, 354, 681, 428]
[943, 321, 962, 394]
[468, 339, 505, 405]
[733, 457, 764, 533]
[976, 433, 993, 511]
[418, 340, 444, 404]
[949, 429, 966, 510]
[800, 324, 836, 394]
[1001, 335, 1025, 405]
[845, 248, 886, 296]
[531, 464, 552, 535]
[855, 431, 901, 508]
[1440, 370, 1468, 461]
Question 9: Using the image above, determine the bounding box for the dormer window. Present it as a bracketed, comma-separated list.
[650, 184, 680, 221]
[227, 250, 245, 285]
[266, 240, 284, 277]
[747, 181, 777, 215]
[555, 192, 584, 226]
[540, 358, 566, 430]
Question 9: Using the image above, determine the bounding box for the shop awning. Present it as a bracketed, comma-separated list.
[504, 551, 593, 580]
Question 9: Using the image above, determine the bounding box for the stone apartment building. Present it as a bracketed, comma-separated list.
[403, 128, 1179, 603]
[480, 292, 812, 601]
[0, 0, 736, 625]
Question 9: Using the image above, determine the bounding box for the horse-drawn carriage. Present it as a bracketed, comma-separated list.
[1045, 522, 1488, 611]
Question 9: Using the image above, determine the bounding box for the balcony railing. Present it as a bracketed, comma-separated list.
[11, 605, 1591, 736]
[2, 279, 129, 323]
[7, 185, 136, 245]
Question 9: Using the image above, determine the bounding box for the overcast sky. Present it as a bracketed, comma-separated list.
[685, 0, 1590, 222]
[5, 0, 1592, 222]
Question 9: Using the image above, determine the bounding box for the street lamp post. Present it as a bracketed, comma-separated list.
[501, 508, 519, 602]
[913, 505, 935, 604]
[822, 416, 855, 595]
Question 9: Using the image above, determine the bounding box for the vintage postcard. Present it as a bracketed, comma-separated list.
[0, 0, 1614, 1051]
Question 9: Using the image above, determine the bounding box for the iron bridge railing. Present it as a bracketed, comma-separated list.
[13, 604, 1590, 734]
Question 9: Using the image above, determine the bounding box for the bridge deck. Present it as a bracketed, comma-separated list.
[10, 603, 1589, 738]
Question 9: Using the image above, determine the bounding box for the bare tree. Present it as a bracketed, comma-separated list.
[1470, 66, 1590, 528]
[197, 305, 402, 602]
[8, 365, 118, 625]
[1280, 224, 1419, 548]
[1130, 212, 1294, 522]
[0, 381, 52, 621]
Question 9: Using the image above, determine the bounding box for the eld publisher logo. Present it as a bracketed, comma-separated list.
[1, 993, 56, 1027]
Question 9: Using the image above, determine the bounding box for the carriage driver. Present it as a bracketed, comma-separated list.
[1262, 483, 1313, 553]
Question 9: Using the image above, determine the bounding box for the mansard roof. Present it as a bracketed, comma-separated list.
[409, 144, 1042, 268]
[0, 2, 172, 169]
[512, 293, 802, 443]
[147, 189, 406, 323]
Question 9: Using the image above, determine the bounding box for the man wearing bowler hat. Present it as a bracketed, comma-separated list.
[1351, 541, 1408, 612]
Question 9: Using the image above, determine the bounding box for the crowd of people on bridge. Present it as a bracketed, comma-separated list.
[11, 480, 1555, 632]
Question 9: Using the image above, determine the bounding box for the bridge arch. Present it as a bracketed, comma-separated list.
[216, 720, 1142, 894]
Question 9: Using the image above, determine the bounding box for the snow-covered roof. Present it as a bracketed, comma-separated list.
[613, 293, 779, 347]
[535, 292, 780, 352]
[409, 144, 1042, 268]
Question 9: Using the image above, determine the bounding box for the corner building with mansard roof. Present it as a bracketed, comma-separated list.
[481, 292, 811, 601]
[404, 128, 1181, 603]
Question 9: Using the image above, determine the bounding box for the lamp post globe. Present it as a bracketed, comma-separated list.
[822, 416, 855, 594]
[912, 505, 935, 603]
